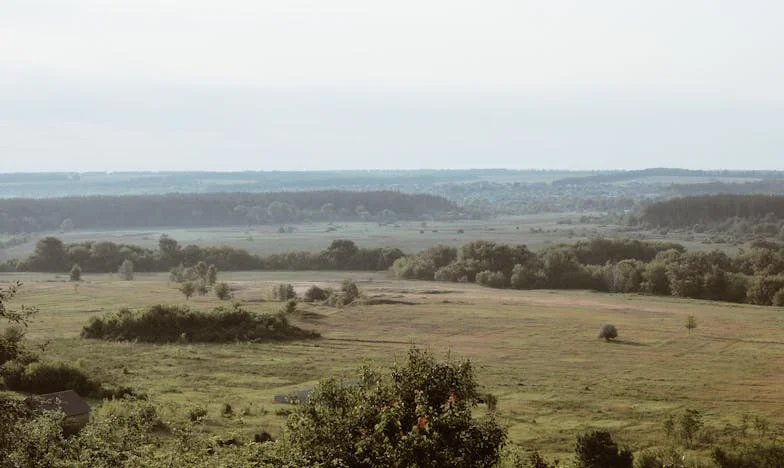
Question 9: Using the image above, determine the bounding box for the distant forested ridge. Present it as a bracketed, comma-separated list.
[0, 191, 458, 234]
[642, 194, 784, 228]
[0, 169, 575, 198]
[552, 168, 784, 186]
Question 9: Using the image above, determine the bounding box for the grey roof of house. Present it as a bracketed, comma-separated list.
[34, 390, 91, 416]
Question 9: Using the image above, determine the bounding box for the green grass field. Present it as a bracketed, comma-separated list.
[0, 213, 739, 263]
[3, 271, 783, 461]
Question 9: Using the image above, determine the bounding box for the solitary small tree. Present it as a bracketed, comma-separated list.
[341, 279, 360, 303]
[69, 264, 82, 282]
[685, 315, 697, 335]
[59, 218, 75, 233]
[180, 282, 195, 300]
[118, 259, 134, 281]
[207, 265, 218, 286]
[663, 414, 675, 439]
[599, 324, 618, 341]
[194, 261, 209, 281]
[272, 283, 296, 301]
[678, 409, 703, 448]
[215, 282, 231, 300]
[283, 299, 297, 314]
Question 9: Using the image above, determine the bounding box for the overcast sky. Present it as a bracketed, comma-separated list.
[1, 0, 782, 172]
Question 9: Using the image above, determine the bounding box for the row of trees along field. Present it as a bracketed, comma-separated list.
[0, 190, 459, 234]
[8, 234, 784, 306]
[1, 236, 405, 273]
[393, 238, 784, 306]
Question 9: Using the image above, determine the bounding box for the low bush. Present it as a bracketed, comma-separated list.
[81, 304, 320, 343]
[322, 280, 362, 307]
[282, 300, 297, 314]
[574, 430, 633, 468]
[476, 270, 508, 288]
[712, 443, 784, 468]
[599, 324, 618, 341]
[303, 285, 328, 302]
[188, 406, 208, 422]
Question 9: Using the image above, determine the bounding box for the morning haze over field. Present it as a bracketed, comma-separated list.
[3, 2, 784, 467]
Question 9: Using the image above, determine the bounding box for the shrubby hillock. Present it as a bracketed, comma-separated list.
[81, 304, 319, 343]
[2, 360, 101, 397]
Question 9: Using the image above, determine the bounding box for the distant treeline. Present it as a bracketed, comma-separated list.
[0, 169, 573, 199]
[1, 236, 404, 273]
[9, 234, 784, 306]
[0, 190, 458, 234]
[642, 194, 784, 228]
[552, 168, 784, 186]
[393, 238, 784, 306]
[669, 180, 784, 197]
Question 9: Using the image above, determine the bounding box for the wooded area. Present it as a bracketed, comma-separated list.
[642, 194, 784, 228]
[0, 191, 458, 234]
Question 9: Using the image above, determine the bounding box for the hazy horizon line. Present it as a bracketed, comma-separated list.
[3, 167, 784, 175]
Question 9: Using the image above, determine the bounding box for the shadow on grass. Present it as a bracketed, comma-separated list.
[606, 339, 646, 347]
[295, 310, 327, 321]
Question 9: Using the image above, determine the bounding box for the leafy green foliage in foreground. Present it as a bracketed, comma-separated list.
[0, 348, 506, 467]
[280, 347, 506, 467]
[81, 304, 320, 343]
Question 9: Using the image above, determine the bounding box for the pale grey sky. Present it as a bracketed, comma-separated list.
[1, 1, 782, 172]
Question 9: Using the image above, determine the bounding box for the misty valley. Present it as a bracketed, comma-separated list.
[2, 169, 784, 467]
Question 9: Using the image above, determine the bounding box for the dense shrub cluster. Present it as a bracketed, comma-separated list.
[2, 360, 101, 397]
[2, 236, 404, 274]
[394, 238, 784, 307]
[81, 304, 319, 343]
[303, 285, 328, 302]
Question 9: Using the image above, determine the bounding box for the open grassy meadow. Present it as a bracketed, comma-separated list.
[0, 212, 740, 264]
[3, 271, 784, 461]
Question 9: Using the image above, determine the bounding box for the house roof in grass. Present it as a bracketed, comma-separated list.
[34, 390, 91, 416]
